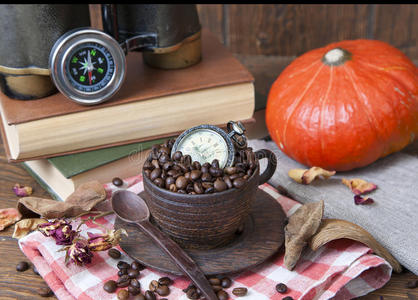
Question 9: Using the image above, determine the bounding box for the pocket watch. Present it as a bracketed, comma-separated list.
[171, 121, 247, 168]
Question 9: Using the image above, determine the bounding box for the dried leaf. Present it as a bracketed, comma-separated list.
[12, 183, 33, 197]
[289, 167, 336, 184]
[17, 181, 106, 218]
[13, 218, 48, 239]
[284, 200, 324, 270]
[354, 195, 375, 205]
[309, 219, 401, 273]
[0, 208, 22, 231]
[342, 178, 377, 195]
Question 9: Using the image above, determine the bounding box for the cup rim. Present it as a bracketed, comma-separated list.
[142, 164, 259, 198]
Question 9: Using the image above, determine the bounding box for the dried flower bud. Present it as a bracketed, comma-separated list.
[354, 195, 374, 205]
[288, 167, 336, 184]
[37, 219, 77, 245]
[342, 178, 377, 195]
[12, 183, 33, 197]
[87, 228, 128, 252]
[65, 239, 94, 265]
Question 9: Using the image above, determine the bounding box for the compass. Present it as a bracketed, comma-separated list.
[49, 28, 126, 105]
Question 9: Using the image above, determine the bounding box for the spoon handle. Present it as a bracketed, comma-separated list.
[137, 220, 218, 300]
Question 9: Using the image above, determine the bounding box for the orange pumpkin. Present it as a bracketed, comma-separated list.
[266, 40, 418, 171]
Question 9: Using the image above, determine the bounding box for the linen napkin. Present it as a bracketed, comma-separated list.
[19, 175, 392, 300]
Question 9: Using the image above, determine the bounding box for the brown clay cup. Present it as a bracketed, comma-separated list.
[142, 149, 277, 249]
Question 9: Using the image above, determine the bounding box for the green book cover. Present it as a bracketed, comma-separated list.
[48, 138, 170, 178]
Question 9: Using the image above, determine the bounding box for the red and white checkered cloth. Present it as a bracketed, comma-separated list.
[19, 175, 392, 300]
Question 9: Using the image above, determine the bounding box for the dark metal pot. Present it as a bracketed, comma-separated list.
[142, 149, 277, 249]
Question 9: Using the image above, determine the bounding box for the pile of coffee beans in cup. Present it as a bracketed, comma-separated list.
[143, 138, 259, 194]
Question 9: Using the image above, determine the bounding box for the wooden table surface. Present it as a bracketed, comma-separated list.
[0, 142, 417, 299]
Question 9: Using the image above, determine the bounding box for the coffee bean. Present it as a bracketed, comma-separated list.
[233, 177, 246, 189]
[117, 275, 131, 288]
[16, 261, 29, 272]
[214, 178, 227, 192]
[192, 161, 201, 170]
[128, 268, 139, 278]
[103, 280, 117, 293]
[130, 278, 141, 288]
[144, 169, 151, 178]
[117, 261, 130, 270]
[176, 176, 188, 189]
[276, 282, 287, 293]
[132, 295, 146, 300]
[186, 287, 199, 299]
[145, 290, 156, 300]
[132, 261, 145, 271]
[173, 151, 183, 161]
[190, 169, 202, 181]
[209, 277, 221, 285]
[151, 159, 160, 169]
[149, 280, 159, 291]
[153, 177, 164, 188]
[212, 285, 223, 292]
[201, 165, 209, 174]
[37, 286, 53, 297]
[129, 285, 141, 295]
[158, 276, 173, 286]
[224, 166, 237, 175]
[165, 176, 175, 187]
[108, 248, 121, 259]
[156, 285, 170, 296]
[163, 161, 174, 171]
[232, 287, 247, 297]
[150, 168, 162, 181]
[112, 177, 123, 186]
[117, 289, 129, 300]
[186, 183, 195, 193]
[193, 182, 204, 194]
[118, 269, 128, 276]
[221, 277, 232, 288]
[209, 167, 223, 177]
[406, 279, 418, 288]
[159, 153, 171, 164]
[205, 186, 215, 194]
[211, 159, 220, 169]
[217, 290, 229, 300]
[160, 146, 170, 154]
[169, 184, 178, 192]
[201, 172, 212, 182]
[223, 176, 233, 189]
[282, 297, 294, 300]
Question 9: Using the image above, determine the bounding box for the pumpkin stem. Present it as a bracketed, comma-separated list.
[322, 48, 351, 66]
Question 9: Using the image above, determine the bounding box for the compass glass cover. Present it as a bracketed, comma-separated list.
[66, 42, 115, 93]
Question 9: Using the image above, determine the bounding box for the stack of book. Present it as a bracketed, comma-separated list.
[0, 29, 256, 201]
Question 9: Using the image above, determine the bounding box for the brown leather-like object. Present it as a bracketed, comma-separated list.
[142, 149, 277, 249]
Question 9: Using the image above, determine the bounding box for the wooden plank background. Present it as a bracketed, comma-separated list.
[197, 4, 418, 106]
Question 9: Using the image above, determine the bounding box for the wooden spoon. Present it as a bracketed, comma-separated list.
[111, 190, 218, 300]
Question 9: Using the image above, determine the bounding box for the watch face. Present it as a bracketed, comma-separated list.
[175, 128, 230, 167]
[66, 42, 115, 93]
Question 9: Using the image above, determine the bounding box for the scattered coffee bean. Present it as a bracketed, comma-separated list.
[130, 278, 141, 288]
[282, 297, 294, 300]
[128, 268, 139, 278]
[128, 285, 141, 295]
[117, 261, 130, 270]
[112, 177, 123, 187]
[158, 276, 173, 286]
[117, 275, 131, 288]
[108, 248, 121, 259]
[209, 277, 221, 286]
[232, 287, 248, 297]
[117, 289, 129, 300]
[149, 280, 159, 292]
[186, 287, 199, 299]
[118, 268, 128, 276]
[221, 277, 232, 288]
[217, 290, 229, 300]
[16, 261, 29, 272]
[156, 284, 170, 296]
[132, 295, 146, 300]
[212, 285, 223, 292]
[406, 279, 418, 289]
[103, 280, 117, 293]
[276, 282, 288, 293]
[131, 261, 145, 271]
[37, 286, 53, 297]
[145, 290, 156, 300]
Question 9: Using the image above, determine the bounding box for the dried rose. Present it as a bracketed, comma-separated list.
[12, 183, 33, 197]
[37, 219, 77, 245]
[354, 195, 374, 205]
[0, 208, 22, 231]
[87, 228, 128, 252]
[342, 178, 377, 195]
[13, 218, 48, 239]
[65, 239, 94, 265]
[288, 167, 336, 184]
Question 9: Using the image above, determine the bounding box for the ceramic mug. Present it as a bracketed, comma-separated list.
[142, 149, 277, 249]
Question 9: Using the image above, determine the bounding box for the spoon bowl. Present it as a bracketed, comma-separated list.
[111, 190, 149, 223]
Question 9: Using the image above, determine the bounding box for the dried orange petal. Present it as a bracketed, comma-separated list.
[342, 178, 377, 195]
[0, 208, 22, 231]
[289, 167, 336, 184]
[13, 218, 48, 239]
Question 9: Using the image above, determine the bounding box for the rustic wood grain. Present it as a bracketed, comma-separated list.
[373, 4, 418, 59]
[227, 4, 371, 56]
[88, 4, 103, 30]
[197, 4, 225, 45]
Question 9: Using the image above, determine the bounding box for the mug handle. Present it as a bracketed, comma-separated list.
[255, 149, 277, 185]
